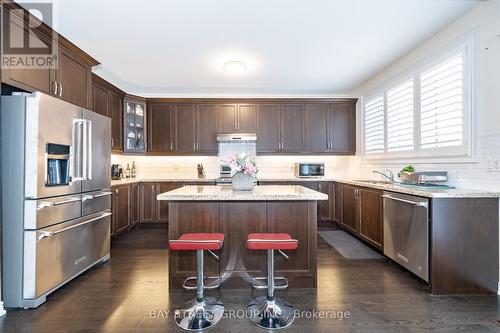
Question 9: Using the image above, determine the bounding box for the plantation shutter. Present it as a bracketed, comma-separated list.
[420, 52, 464, 149]
[364, 94, 385, 154]
[386, 79, 414, 152]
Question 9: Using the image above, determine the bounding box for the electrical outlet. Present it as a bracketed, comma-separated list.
[487, 160, 500, 172]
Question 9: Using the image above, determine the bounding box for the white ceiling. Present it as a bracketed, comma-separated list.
[45, 0, 478, 97]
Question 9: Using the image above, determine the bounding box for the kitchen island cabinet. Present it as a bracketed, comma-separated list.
[158, 185, 327, 290]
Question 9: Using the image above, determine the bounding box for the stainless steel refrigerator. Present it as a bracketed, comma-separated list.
[1, 92, 112, 308]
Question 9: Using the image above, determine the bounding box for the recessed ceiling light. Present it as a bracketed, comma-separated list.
[223, 61, 247, 74]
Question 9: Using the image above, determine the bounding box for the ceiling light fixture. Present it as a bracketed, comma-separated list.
[223, 61, 247, 74]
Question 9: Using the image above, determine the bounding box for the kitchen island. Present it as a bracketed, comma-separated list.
[157, 185, 328, 290]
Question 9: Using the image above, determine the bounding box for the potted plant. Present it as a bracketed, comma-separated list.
[224, 153, 258, 191]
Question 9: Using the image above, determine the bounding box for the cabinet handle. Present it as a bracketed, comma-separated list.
[111, 138, 114, 147]
[53, 81, 58, 95]
[59, 83, 63, 97]
[330, 141, 333, 150]
[193, 142, 196, 150]
[170, 142, 173, 151]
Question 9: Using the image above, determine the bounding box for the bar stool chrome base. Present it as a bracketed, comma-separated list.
[174, 297, 224, 331]
[246, 295, 294, 330]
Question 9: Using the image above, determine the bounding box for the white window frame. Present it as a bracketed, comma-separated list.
[361, 30, 477, 163]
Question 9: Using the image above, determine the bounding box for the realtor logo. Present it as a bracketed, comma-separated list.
[1, 1, 58, 69]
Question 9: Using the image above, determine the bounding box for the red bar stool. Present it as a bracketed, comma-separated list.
[246, 233, 299, 330]
[169, 233, 225, 331]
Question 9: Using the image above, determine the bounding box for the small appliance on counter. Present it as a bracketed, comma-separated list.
[398, 171, 454, 189]
[294, 163, 325, 178]
[111, 164, 122, 180]
[398, 171, 448, 184]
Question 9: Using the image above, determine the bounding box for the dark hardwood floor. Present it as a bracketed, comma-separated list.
[1, 225, 500, 333]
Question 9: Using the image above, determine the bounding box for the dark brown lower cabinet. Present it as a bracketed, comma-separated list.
[318, 182, 334, 222]
[130, 182, 139, 227]
[339, 184, 383, 251]
[340, 184, 358, 234]
[333, 182, 341, 223]
[112, 184, 131, 237]
[139, 182, 157, 223]
[358, 188, 383, 249]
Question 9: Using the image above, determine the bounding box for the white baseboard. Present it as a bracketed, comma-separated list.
[0, 301, 6, 317]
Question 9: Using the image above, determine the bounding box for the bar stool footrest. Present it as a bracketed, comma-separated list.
[182, 276, 222, 290]
[251, 276, 288, 290]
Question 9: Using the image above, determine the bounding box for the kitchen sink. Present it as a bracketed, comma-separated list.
[352, 180, 392, 185]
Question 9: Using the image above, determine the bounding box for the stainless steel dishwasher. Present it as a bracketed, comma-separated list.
[382, 192, 429, 282]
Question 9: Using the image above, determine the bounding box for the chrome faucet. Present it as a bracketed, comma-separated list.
[372, 169, 395, 183]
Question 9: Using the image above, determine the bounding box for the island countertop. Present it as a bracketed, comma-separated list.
[157, 185, 328, 201]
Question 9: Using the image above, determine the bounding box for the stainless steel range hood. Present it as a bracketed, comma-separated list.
[216, 133, 257, 143]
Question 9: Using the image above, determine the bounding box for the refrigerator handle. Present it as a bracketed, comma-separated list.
[85, 120, 93, 180]
[71, 119, 85, 181]
[82, 120, 88, 180]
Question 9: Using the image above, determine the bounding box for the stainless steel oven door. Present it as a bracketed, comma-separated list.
[82, 190, 112, 216]
[24, 194, 83, 229]
[23, 210, 111, 299]
[25, 93, 84, 199]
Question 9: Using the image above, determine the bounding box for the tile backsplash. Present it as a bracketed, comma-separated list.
[112, 134, 500, 191]
[111, 154, 351, 180]
[349, 134, 500, 192]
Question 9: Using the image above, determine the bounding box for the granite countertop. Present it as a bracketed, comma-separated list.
[156, 185, 329, 201]
[111, 178, 217, 186]
[331, 179, 500, 199]
[111, 177, 500, 199]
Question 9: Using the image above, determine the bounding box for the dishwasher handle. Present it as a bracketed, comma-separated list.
[382, 194, 428, 208]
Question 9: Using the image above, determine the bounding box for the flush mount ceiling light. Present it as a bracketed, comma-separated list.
[223, 61, 247, 74]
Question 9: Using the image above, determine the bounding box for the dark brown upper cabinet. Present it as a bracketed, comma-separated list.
[92, 81, 109, 117]
[218, 104, 256, 133]
[148, 103, 218, 155]
[304, 102, 356, 154]
[146, 99, 356, 156]
[329, 102, 356, 154]
[124, 96, 147, 153]
[110, 92, 124, 151]
[2, 17, 55, 95]
[91, 74, 124, 152]
[218, 104, 237, 133]
[304, 104, 329, 152]
[257, 104, 303, 153]
[256, 104, 281, 153]
[196, 104, 218, 153]
[148, 103, 174, 153]
[1, 4, 99, 108]
[280, 104, 304, 153]
[57, 46, 92, 108]
[173, 104, 197, 153]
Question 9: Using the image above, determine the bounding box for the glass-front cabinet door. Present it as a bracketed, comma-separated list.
[123, 97, 147, 153]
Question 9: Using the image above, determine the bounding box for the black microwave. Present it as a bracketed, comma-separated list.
[294, 163, 325, 178]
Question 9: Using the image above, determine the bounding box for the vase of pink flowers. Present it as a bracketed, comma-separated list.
[225, 153, 258, 191]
